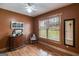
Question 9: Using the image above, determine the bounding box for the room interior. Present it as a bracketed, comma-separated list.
[0, 3, 79, 56]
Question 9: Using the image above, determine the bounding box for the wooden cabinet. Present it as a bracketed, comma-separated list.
[8, 35, 26, 50]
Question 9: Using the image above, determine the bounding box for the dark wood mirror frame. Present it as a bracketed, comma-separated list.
[64, 18, 75, 47]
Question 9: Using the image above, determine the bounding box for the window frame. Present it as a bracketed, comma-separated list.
[38, 14, 61, 43]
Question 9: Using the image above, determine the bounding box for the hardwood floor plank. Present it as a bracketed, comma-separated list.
[6, 44, 74, 56]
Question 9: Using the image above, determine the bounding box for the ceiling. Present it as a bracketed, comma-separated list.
[0, 3, 71, 17]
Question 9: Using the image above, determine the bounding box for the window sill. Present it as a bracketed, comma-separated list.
[39, 37, 61, 45]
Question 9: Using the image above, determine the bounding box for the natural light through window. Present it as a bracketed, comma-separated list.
[39, 16, 61, 41]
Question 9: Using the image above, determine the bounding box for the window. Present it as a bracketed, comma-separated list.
[39, 16, 61, 41]
[39, 20, 47, 38]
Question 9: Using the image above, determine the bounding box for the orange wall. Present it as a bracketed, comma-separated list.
[33, 4, 79, 53]
[0, 8, 33, 49]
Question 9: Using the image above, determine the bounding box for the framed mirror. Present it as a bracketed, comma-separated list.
[64, 18, 75, 47]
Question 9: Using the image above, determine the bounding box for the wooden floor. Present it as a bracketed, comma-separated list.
[6, 43, 71, 56]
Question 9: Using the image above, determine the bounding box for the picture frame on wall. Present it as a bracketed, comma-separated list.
[10, 21, 24, 37]
[64, 18, 75, 47]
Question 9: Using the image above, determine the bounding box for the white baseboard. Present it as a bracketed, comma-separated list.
[39, 41, 79, 56]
